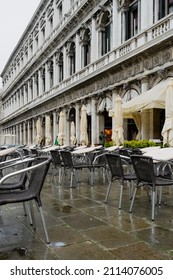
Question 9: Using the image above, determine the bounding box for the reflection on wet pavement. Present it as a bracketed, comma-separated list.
[0, 166, 173, 260]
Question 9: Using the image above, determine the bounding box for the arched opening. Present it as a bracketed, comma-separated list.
[100, 11, 111, 55]
[69, 42, 76, 75]
[82, 28, 91, 67]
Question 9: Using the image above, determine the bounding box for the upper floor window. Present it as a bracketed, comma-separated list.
[82, 28, 91, 67]
[48, 60, 54, 88]
[126, 1, 139, 40]
[41, 27, 45, 42]
[58, 52, 64, 82]
[159, 0, 173, 19]
[69, 42, 76, 75]
[49, 16, 53, 33]
[58, 2, 63, 21]
[100, 11, 111, 56]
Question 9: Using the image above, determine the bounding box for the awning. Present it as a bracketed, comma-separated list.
[122, 78, 171, 118]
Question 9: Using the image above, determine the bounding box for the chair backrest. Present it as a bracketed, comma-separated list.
[131, 155, 155, 185]
[27, 156, 51, 205]
[50, 150, 62, 166]
[93, 151, 107, 166]
[106, 153, 124, 179]
[30, 148, 39, 156]
[119, 148, 132, 157]
[60, 150, 73, 167]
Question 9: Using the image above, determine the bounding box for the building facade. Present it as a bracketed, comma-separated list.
[1, 0, 173, 146]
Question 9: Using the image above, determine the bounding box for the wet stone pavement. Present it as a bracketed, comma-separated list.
[1, 165, 173, 260]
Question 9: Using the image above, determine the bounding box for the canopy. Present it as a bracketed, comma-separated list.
[80, 104, 88, 146]
[161, 79, 173, 146]
[122, 78, 171, 118]
[112, 95, 124, 146]
[58, 111, 65, 145]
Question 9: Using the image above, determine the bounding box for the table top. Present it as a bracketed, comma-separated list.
[71, 145, 103, 154]
[142, 147, 173, 161]
[0, 147, 16, 157]
[105, 146, 123, 151]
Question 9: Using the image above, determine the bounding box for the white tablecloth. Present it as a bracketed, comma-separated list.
[142, 147, 173, 161]
[0, 147, 16, 157]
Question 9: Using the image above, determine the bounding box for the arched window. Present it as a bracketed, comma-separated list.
[58, 52, 64, 82]
[82, 29, 91, 67]
[41, 67, 45, 92]
[69, 42, 76, 75]
[48, 60, 54, 88]
[100, 11, 111, 56]
[158, 0, 173, 19]
[126, 0, 139, 40]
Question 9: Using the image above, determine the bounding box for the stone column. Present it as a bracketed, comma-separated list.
[112, 0, 118, 48]
[112, 88, 119, 139]
[19, 123, 23, 145]
[63, 108, 69, 146]
[63, 46, 67, 80]
[91, 98, 97, 146]
[121, 11, 126, 43]
[76, 32, 81, 72]
[27, 121, 31, 145]
[45, 114, 52, 146]
[16, 124, 19, 145]
[91, 17, 97, 62]
[32, 118, 36, 145]
[23, 122, 26, 145]
[98, 27, 104, 58]
[141, 77, 150, 139]
[45, 62, 49, 92]
[53, 111, 58, 143]
[53, 54, 58, 86]
[75, 103, 80, 145]
[38, 68, 43, 96]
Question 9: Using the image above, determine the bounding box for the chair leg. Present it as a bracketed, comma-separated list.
[39, 206, 50, 244]
[29, 201, 36, 229]
[158, 186, 162, 206]
[129, 181, 134, 199]
[129, 187, 137, 213]
[90, 169, 94, 186]
[23, 202, 27, 216]
[119, 184, 123, 209]
[58, 167, 62, 185]
[105, 181, 112, 203]
[25, 201, 34, 226]
[70, 170, 73, 188]
[151, 190, 156, 221]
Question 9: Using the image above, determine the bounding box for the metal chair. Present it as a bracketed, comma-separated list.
[0, 156, 51, 243]
[130, 155, 173, 221]
[0, 157, 35, 191]
[105, 153, 136, 209]
[60, 150, 92, 188]
[50, 149, 64, 185]
[91, 151, 109, 185]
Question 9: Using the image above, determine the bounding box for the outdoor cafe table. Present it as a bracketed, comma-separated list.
[40, 145, 68, 154]
[71, 145, 103, 154]
[0, 147, 16, 157]
[141, 147, 173, 161]
[105, 145, 123, 152]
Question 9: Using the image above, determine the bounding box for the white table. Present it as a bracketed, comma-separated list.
[0, 147, 16, 157]
[71, 146, 102, 154]
[142, 147, 173, 161]
[105, 146, 123, 151]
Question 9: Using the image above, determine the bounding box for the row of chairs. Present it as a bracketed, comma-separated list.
[105, 152, 173, 221]
[49, 145, 173, 222]
[50, 149, 108, 188]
